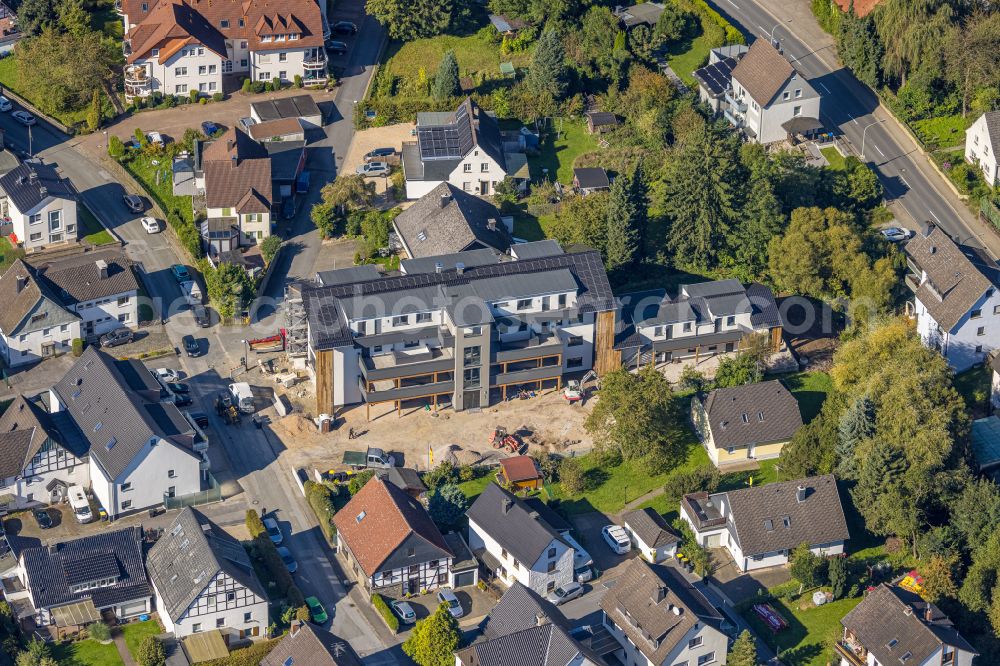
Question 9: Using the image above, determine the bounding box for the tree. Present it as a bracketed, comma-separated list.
[203, 262, 252, 320]
[921, 554, 958, 604]
[15, 639, 54, 666]
[836, 7, 882, 89]
[778, 399, 842, 479]
[311, 201, 339, 238]
[366, 0, 452, 39]
[834, 157, 883, 211]
[526, 29, 568, 100]
[402, 602, 461, 666]
[944, 12, 1000, 116]
[604, 169, 642, 271]
[828, 555, 848, 599]
[492, 177, 519, 213]
[428, 483, 467, 530]
[56, 0, 90, 36]
[713, 353, 763, 388]
[727, 630, 758, 666]
[952, 478, 1000, 556]
[246, 509, 266, 538]
[107, 135, 125, 158]
[320, 175, 374, 214]
[348, 469, 375, 495]
[16, 0, 57, 37]
[432, 50, 460, 100]
[628, 24, 665, 64]
[836, 395, 875, 480]
[790, 543, 823, 594]
[260, 234, 282, 266]
[16, 27, 119, 114]
[548, 191, 610, 254]
[725, 175, 784, 281]
[135, 635, 166, 666]
[559, 457, 585, 493]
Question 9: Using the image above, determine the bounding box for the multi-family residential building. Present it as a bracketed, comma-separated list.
[0, 260, 82, 367]
[965, 111, 1000, 187]
[0, 162, 78, 252]
[836, 584, 978, 666]
[467, 483, 574, 596]
[614, 279, 783, 369]
[119, 0, 328, 104]
[695, 39, 822, 144]
[298, 241, 616, 417]
[13, 526, 152, 626]
[148, 508, 269, 640]
[904, 223, 1000, 371]
[401, 98, 529, 199]
[680, 475, 849, 572]
[690, 379, 803, 467]
[51, 347, 207, 517]
[600, 558, 729, 666]
[0, 394, 89, 510]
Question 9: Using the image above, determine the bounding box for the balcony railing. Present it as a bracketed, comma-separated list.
[492, 333, 562, 363]
[360, 346, 454, 382]
[724, 91, 747, 113]
[303, 53, 327, 69]
[724, 107, 743, 128]
[834, 641, 866, 666]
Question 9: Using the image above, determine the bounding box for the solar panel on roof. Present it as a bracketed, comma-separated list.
[694, 57, 738, 96]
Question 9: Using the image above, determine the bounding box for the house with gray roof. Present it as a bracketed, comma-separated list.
[837, 584, 977, 666]
[392, 182, 512, 259]
[0, 161, 78, 252]
[261, 621, 362, 666]
[0, 394, 90, 511]
[614, 279, 783, 370]
[690, 379, 803, 467]
[467, 483, 574, 596]
[147, 508, 268, 640]
[455, 582, 604, 666]
[965, 111, 1000, 187]
[0, 259, 81, 367]
[401, 98, 529, 199]
[622, 508, 680, 564]
[680, 474, 849, 572]
[905, 223, 1000, 371]
[600, 558, 727, 666]
[14, 526, 151, 627]
[50, 347, 207, 518]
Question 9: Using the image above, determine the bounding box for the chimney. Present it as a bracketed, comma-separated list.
[796, 485, 806, 503]
[95, 259, 108, 280]
[652, 586, 666, 604]
[15, 274, 26, 293]
[456, 262, 465, 275]
[440, 193, 450, 208]
[929, 246, 936, 255]
[921, 221, 935, 238]
[289, 619, 302, 636]
[536, 612, 546, 627]
[231, 154, 237, 168]
[28, 170, 37, 185]
[924, 605, 934, 622]
[47, 543, 58, 555]
[435, 262, 444, 274]
[487, 218, 497, 231]
[502, 498, 513, 514]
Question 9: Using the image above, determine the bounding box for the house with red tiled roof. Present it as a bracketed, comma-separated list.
[119, 0, 328, 103]
[333, 476, 456, 595]
[833, 0, 882, 17]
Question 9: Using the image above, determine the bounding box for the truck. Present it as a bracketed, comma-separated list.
[228, 382, 255, 413]
[342, 447, 396, 470]
[247, 329, 286, 352]
[180, 280, 202, 306]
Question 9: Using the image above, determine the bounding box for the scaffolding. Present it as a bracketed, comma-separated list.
[284, 283, 309, 358]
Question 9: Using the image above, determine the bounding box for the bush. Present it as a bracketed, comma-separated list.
[371, 593, 400, 632]
[272, 77, 281, 90]
[662, 465, 720, 501]
[252, 532, 302, 604]
[458, 465, 476, 482]
[108, 135, 125, 158]
[135, 635, 166, 666]
[252, 81, 265, 94]
[348, 469, 375, 495]
[212, 92, 225, 102]
[246, 509, 266, 538]
[424, 462, 458, 490]
[530, 452, 560, 481]
[559, 457, 586, 494]
[201, 639, 280, 666]
[189, 90, 200, 103]
[260, 234, 282, 267]
[199, 98, 207, 105]
[304, 480, 337, 543]
[87, 622, 111, 642]
[293, 74, 303, 88]
[71, 338, 84, 357]
[263, 82, 273, 92]
[241, 78, 253, 93]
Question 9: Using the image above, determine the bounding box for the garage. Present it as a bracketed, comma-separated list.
[453, 570, 477, 588]
[444, 533, 479, 588]
[250, 95, 323, 130]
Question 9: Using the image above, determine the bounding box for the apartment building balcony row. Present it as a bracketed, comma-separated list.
[124, 64, 151, 102]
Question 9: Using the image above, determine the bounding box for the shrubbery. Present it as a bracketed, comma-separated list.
[371, 593, 400, 632]
[662, 465, 721, 501]
[201, 639, 280, 666]
[303, 480, 338, 543]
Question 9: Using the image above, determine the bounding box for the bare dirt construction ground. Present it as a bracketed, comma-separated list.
[269, 387, 595, 474]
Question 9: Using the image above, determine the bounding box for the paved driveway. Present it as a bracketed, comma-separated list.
[569, 512, 636, 578]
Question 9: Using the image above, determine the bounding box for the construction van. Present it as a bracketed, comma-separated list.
[68, 486, 93, 524]
[228, 382, 256, 413]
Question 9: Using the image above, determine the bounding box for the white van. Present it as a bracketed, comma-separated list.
[68, 486, 93, 524]
[180, 280, 202, 306]
[228, 382, 255, 413]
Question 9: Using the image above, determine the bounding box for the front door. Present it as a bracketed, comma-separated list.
[464, 390, 480, 410]
[407, 578, 418, 595]
[480, 181, 489, 195]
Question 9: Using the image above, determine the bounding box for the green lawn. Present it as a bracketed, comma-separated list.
[665, 32, 713, 88]
[122, 153, 194, 223]
[771, 371, 832, 424]
[121, 620, 161, 659]
[0, 56, 113, 128]
[457, 470, 499, 503]
[954, 364, 991, 413]
[743, 593, 863, 665]
[0, 236, 24, 273]
[820, 147, 847, 171]
[91, 0, 125, 40]
[51, 638, 124, 666]
[638, 458, 780, 519]
[527, 119, 596, 185]
[912, 115, 969, 150]
[79, 206, 116, 246]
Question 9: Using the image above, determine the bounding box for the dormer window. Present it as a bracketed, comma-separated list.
[741, 413, 749, 424]
[151, 47, 158, 57]
[261, 35, 272, 42]
[141, 2, 147, 10]
[220, 19, 229, 28]
[289, 33, 298, 40]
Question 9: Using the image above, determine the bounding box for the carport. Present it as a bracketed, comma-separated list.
[182, 629, 230, 663]
[50, 599, 102, 639]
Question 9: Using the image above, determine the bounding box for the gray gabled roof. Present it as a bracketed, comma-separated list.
[261, 623, 362, 666]
[0, 395, 67, 479]
[700, 380, 803, 449]
[393, 183, 511, 259]
[28, 249, 139, 306]
[622, 508, 680, 548]
[0, 162, 75, 214]
[467, 483, 569, 566]
[251, 94, 321, 122]
[0, 259, 78, 335]
[52, 347, 199, 480]
[979, 111, 1000, 158]
[731, 39, 795, 106]
[509, 240, 562, 261]
[147, 508, 266, 622]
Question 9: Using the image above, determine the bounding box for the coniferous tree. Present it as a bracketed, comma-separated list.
[432, 50, 460, 100]
[605, 170, 641, 271]
[727, 630, 758, 666]
[828, 556, 848, 599]
[526, 29, 568, 100]
[836, 395, 875, 480]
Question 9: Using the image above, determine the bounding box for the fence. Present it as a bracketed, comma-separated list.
[981, 197, 1000, 231]
[164, 473, 222, 509]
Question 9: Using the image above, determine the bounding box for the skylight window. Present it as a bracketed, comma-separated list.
[764, 519, 774, 531]
[887, 639, 898, 649]
[94, 422, 103, 432]
[356, 511, 366, 523]
[105, 437, 116, 450]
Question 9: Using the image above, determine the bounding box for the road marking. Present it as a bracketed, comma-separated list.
[899, 176, 910, 189]
[846, 112, 857, 125]
[724, 0, 738, 7]
[929, 210, 942, 224]
[872, 144, 884, 157]
[817, 82, 831, 94]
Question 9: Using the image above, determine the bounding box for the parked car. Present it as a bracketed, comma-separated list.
[167, 382, 190, 394]
[153, 367, 180, 382]
[325, 39, 348, 54]
[238, 117, 256, 133]
[277, 546, 298, 573]
[356, 161, 390, 177]
[0, 96, 11, 112]
[305, 596, 328, 624]
[187, 411, 210, 429]
[12, 110, 35, 126]
[173, 394, 193, 407]
[201, 121, 222, 136]
[146, 131, 165, 147]
[182, 334, 201, 357]
[880, 227, 913, 242]
[193, 304, 210, 328]
[296, 170, 311, 194]
[547, 581, 584, 606]
[100, 327, 134, 348]
[390, 600, 416, 624]
[32, 509, 53, 529]
[602, 524, 631, 555]
[436, 590, 464, 618]
[364, 147, 395, 162]
[123, 194, 144, 213]
[331, 20, 357, 34]
[263, 517, 283, 544]
[171, 264, 191, 282]
[574, 564, 594, 583]
[141, 216, 161, 233]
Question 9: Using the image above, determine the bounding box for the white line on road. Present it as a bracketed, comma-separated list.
[873, 144, 885, 157]
[847, 113, 857, 124]
[724, 0, 738, 7]
[817, 82, 831, 94]
[929, 210, 942, 224]
[900, 176, 910, 189]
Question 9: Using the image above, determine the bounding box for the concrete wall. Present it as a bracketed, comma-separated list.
[11, 196, 78, 251]
[102, 437, 202, 516]
[0, 316, 80, 367]
[916, 287, 1000, 372]
[72, 289, 139, 335]
[447, 150, 506, 196]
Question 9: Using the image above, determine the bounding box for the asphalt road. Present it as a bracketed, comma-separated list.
[706, 0, 999, 255]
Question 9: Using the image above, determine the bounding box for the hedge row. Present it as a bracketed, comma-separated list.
[246, 510, 304, 608]
[371, 593, 400, 633]
[676, 0, 744, 46]
[303, 480, 338, 544]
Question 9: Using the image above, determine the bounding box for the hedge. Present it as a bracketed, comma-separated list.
[303, 480, 337, 544]
[201, 638, 280, 666]
[371, 593, 400, 633]
[249, 527, 304, 607]
[675, 0, 744, 45]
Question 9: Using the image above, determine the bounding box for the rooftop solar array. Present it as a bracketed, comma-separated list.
[693, 57, 737, 96]
[418, 103, 474, 160]
[62, 552, 120, 586]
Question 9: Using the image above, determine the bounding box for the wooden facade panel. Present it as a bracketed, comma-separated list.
[593, 310, 620, 374]
[315, 350, 334, 415]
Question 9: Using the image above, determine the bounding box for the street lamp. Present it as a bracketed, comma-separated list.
[768, 20, 790, 47]
[861, 118, 886, 161]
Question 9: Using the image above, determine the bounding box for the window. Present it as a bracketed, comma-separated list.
[29, 232, 42, 242]
[682, 322, 692, 332]
[121, 500, 132, 510]
[464, 346, 481, 366]
[192, 623, 202, 633]
[782, 91, 790, 100]
[226, 592, 236, 601]
[464, 164, 472, 173]
[244, 612, 252, 623]
[725, 315, 735, 326]
[209, 64, 217, 74]
[697, 653, 715, 666]
[976, 344, 983, 353]
[199, 82, 208, 92]
[216, 618, 225, 628]
[568, 335, 583, 347]
[462, 182, 471, 191]
[741, 413, 749, 423]
[416, 312, 432, 323]
[279, 52, 287, 62]
[168, 469, 176, 478]
[258, 71, 271, 80]
[220, 19, 229, 27]
[465, 326, 481, 337]
[29, 213, 42, 225]
[501, 548, 508, 559]
[972, 309, 983, 319]
[278, 70, 287, 80]
[392, 315, 409, 326]
[548, 547, 557, 558]
[978, 326, 986, 336]
[547, 560, 556, 573]
[481, 163, 489, 172]
[567, 357, 583, 368]
[290, 33, 298, 40]
[546, 581, 555, 592]
[782, 515, 791, 528]
[198, 65, 207, 75]
[118, 314, 130, 323]
[795, 88, 802, 98]
[121, 482, 132, 492]
[793, 105, 802, 116]
[764, 519, 774, 531]
[175, 67, 187, 76]
[516, 299, 532, 310]
[197, 47, 204, 55]
[512, 559, 520, 570]
[464, 367, 480, 388]
[558, 293, 567, 308]
[175, 84, 188, 93]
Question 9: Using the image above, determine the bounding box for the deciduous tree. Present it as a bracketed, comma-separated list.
[428, 483, 467, 531]
[402, 602, 461, 666]
[135, 636, 166, 666]
[790, 543, 824, 593]
[366, 0, 452, 39]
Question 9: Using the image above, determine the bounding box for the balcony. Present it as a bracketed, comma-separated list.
[303, 52, 327, 70]
[493, 333, 562, 364]
[724, 91, 747, 113]
[361, 378, 455, 404]
[493, 363, 562, 387]
[834, 641, 866, 666]
[123, 64, 151, 102]
[360, 346, 454, 382]
[724, 107, 744, 128]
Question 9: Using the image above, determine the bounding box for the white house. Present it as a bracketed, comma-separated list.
[0, 162, 78, 252]
[965, 111, 1000, 187]
[401, 98, 529, 199]
[905, 223, 1000, 372]
[680, 475, 849, 572]
[120, 0, 328, 104]
[600, 558, 729, 666]
[147, 508, 269, 641]
[705, 39, 822, 144]
[621, 508, 680, 564]
[466, 483, 574, 596]
[50, 347, 207, 518]
[837, 584, 978, 666]
[0, 260, 81, 367]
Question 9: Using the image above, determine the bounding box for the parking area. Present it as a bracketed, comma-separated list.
[340, 122, 414, 176]
[569, 512, 637, 579]
[380, 584, 497, 631]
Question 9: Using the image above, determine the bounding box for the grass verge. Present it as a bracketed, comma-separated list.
[51, 638, 124, 666]
[0, 236, 24, 273]
[122, 619, 162, 659]
[742, 593, 863, 665]
[79, 206, 116, 246]
[820, 147, 847, 171]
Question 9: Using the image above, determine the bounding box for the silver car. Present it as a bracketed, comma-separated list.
[436, 589, 463, 618]
[547, 581, 584, 606]
[356, 161, 390, 177]
[390, 600, 416, 624]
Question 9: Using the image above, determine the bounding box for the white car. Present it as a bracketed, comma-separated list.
[602, 525, 631, 555]
[356, 161, 390, 177]
[880, 227, 912, 242]
[141, 216, 161, 233]
[146, 131, 165, 147]
[390, 600, 416, 624]
[436, 589, 463, 618]
[153, 367, 180, 382]
[12, 110, 35, 126]
[0, 96, 11, 112]
[547, 581, 584, 606]
[263, 517, 283, 545]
